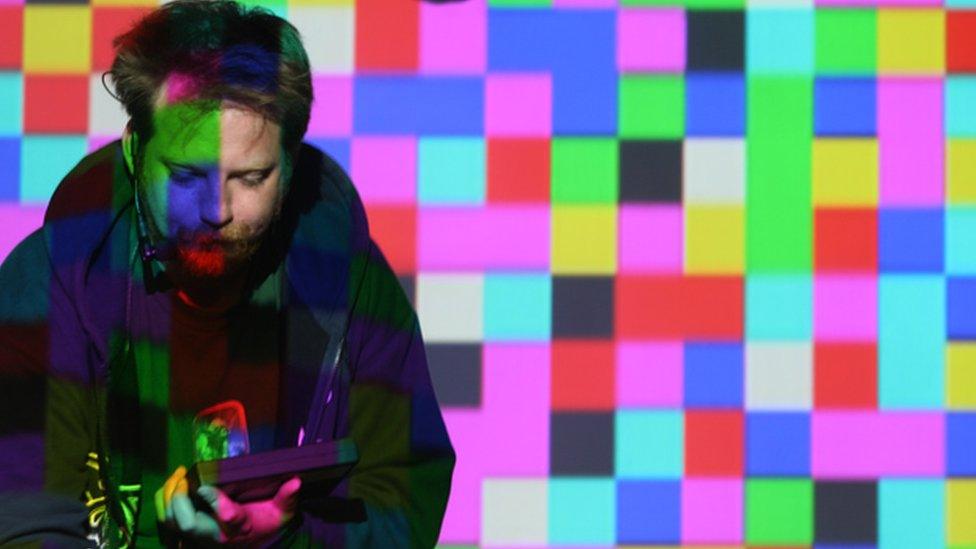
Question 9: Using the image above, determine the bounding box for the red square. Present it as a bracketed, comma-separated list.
[815, 208, 877, 272]
[948, 10, 976, 73]
[0, 7, 23, 69]
[814, 343, 877, 409]
[93, 7, 155, 72]
[355, 0, 418, 71]
[24, 75, 89, 134]
[616, 275, 743, 340]
[487, 138, 550, 202]
[551, 339, 615, 411]
[363, 204, 416, 275]
[685, 410, 743, 476]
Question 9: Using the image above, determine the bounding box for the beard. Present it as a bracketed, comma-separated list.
[170, 225, 264, 281]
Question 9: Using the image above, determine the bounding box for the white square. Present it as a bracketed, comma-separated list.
[746, 341, 813, 410]
[417, 273, 483, 343]
[89, 74, 129, 137]
[290, 7, 354, 74]
[683, 138, 745, 204]
[482, 478, 548, 546]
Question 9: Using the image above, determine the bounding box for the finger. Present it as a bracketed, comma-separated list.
[273, 476, 302, 513]
[154, 486, 166, 523]
[162, 466, 187, 515]
[172, 491, 196, 533]
[192, 509, 223, 542]
[197, 485, 246, 532]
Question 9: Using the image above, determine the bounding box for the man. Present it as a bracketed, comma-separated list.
[0, 0, 456, 547]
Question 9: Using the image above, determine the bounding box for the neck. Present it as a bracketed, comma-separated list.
[171, 265, 251, 314]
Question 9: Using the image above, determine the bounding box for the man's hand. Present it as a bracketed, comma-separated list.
[155, 465, 301, 547]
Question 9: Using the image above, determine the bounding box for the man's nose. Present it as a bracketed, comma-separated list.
[199, 177, 233, 229]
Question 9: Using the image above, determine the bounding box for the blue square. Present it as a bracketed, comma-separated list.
[946, 207, 976, 275]
[553, 69, 618, 135]
[879, 208, 943, 273]
[20, 136, 88, 204]
[746, 9, 814, 75]
[947, 277, 976, 339]
[418, 137, 485, 205]
[946, 76, 976, 138]
[549, 477, 615, 544]
[616, 480, 680, 543]
[686, 73, 745, 136]
[684, 342, 743, 408]
[0, 137, 20, 201]
[814, 77, 876, 136]
[615, 410, 683, 478]
[307, 138, 350, 175]
[484, 273, 551, 341]
[746, 412, 811, 476]
[0, 73, 22, 136]
[746, 274, 812, 340]
[354, 76, 483, 135]
[947, 413, 976, 475]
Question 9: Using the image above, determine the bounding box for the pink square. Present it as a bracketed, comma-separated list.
[419, 205, 550, 270]
[308, 76, 352, 137]
[682, 478, 743, 543]
[485, 74, 552, 137]
[815, 275, 877, 341]
[879, 78, 944, 206]
[618, 8, 686, 72]
[350, 137, 416, 204]
[616, 341, 683, 407]
[0, 205, 44, 264]
[619, 205, 683, 273]
[482, 343, 550, 475]
[419, 0, 486, 74]
[439, 409, 483, 543]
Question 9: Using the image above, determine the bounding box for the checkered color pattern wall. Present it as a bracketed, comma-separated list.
[1, 0, 975, 546]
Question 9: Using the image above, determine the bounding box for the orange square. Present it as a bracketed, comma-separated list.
[487, 138, 550, 202]
[363, 204, 416, 275]
[24, 75, 89, 133]
[551, 340, 615, 411]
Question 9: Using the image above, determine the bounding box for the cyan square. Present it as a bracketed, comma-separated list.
[616, 480, 680, 543]
[814, 77, 876, 136]
[418, 137, 485, 205]
[879, 275, 945, 409]
[0, 73, 22, 136]
[946, 207, 976, 275]
[947, 413, 976, 475]
[746, 9, 814, 75]
[746, 275, 812, 340]
[684, 342, 743, 408]
[947, 76, 976, 138]
[948, 277, 976, 339]
[20, 136, 87, 204]
[615, 410, 683, 478]
[548, 477, 616, 545]
[879, 480, 944, 549]
[746, 412, 811, 476]
[0, 137, 20, 201]
[948, 0, 976, 6]
[484, 273, 551, 341]
[685, 73, 745, 136]
[879, 208, 943, 273]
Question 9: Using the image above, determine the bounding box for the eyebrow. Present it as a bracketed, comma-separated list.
[161, 158, 277, 178]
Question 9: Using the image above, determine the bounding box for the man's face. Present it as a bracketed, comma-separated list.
[137, 95, 285, 281]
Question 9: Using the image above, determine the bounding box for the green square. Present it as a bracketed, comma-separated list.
[746, 479, 814, 544]
[619, 75, 685, 139]
[815, 9, 877, 74]
[551, 138, 618, 204]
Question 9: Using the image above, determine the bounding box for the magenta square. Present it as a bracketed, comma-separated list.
[419, 0, 486, 74]
[619, 205, 682, 273]
[813, 411, 945, 477]
[616, 341, 683, 407]
[482, 343, 550, 475]
[307, 76, 352, 137]
[418, 205, 550, 270]
[0, 206, 44, 264]
[682, 478, 743, 543]
[618, 8, 686, 72]
[879, 78, 943, 206]
[814, 275, 877, 341]
[350, 137, 416, 204]
[439, 409, 482, 543]
[485, 74, 552, 137]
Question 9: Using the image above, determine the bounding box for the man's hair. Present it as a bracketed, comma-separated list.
[106, 0, 313, 155]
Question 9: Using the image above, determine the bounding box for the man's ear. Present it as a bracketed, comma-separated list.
[122, 122, 137, 177]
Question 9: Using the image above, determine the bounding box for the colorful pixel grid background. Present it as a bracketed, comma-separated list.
[1, 0, 975, 546]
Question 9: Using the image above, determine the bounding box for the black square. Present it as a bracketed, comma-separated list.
[687, 10, 745, 71]
[550, 411, 614, 475]
[552, 276, 613, 338]
[397, 275, 416, 309]
[815, 481, 877, 543]
[619, 140, 682, 203]
[425, 343, 481, 407]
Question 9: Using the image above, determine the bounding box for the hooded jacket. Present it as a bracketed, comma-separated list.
[0, 139, 456, 548]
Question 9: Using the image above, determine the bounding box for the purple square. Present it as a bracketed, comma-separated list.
[485, 73, 552, 137]
[618, 8, 686, 72]
[419, 0, 486, 74]
[681, 478, 743, 543]
[350, 137, 416, 204]
[616, 341, 683, 407]
[308, 76, 352, 137]
[619, 205, 683, 273]
[815, 275, 877, 341]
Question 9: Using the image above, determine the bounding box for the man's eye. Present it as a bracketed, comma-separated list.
[170, 170, 201, 184]
[240, 172, 270, 186]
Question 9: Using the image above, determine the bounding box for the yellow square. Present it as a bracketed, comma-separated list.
[878, 9, 945, 74]
[948, 480, 976, 544]
[24, 6, 92, 74]
[947, 343, 976, 409]
[684, 205, 744, 275]
[812, 139, 878, 207]
[552, 205, 617, 275]
[949, 140, 976, 205]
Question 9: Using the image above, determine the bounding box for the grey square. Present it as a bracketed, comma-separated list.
[550, 411, 614, 475]
[397, 275, 415, 309]
[425, 343, 481, 408]
[552, 276, 613, 338]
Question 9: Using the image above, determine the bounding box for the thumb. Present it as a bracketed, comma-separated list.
[273, 476, 302, 512]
